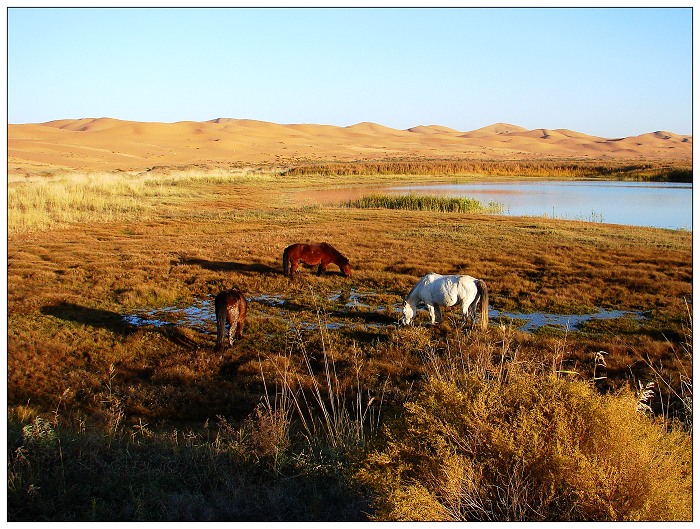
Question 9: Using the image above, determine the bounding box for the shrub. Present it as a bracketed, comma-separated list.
[358, 370, 692, 521]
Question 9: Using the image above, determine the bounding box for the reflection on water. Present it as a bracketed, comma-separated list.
[389, 181, 691, 230]
[123, 300, 214, 332]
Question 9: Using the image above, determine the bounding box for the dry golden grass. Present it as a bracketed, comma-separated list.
[7, 168, 274, 233]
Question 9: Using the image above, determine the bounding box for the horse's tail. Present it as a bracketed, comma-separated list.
[476, 279, 489, 331]
[215, 294, 227, 351]
[282, 246, 290, 277]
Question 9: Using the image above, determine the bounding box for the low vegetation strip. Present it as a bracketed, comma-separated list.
[284, 160, 692, 181]
[347, 193, 503, 214]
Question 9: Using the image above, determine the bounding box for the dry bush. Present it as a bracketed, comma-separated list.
[357, 330, 693, 521]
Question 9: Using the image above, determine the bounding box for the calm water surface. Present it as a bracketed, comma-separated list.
[389, 181, 692, 230]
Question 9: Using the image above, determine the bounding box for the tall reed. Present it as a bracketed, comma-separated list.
[283, 160, 692, 182]
[253, 289, 382, 456]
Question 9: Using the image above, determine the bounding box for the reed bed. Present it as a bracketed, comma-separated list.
[8, 173, 146, 232]
[283, 160, 692, 181]
[347, 193, 503, 214]
[7, 169, 268, 233]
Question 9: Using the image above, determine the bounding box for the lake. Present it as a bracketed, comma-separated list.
[388, 180, 692, 230]
[302, 180, 692, 230]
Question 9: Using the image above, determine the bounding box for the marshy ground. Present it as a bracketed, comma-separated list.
[7, 167, 693, 521]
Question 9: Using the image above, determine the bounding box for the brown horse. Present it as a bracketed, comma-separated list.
[214, 288, 248, 352]
[283, 242, 352, 280]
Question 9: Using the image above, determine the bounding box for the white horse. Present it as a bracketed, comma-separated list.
[401, 273, 489, 330]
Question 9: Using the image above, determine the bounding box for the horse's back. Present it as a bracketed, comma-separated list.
[314, 242, 339, 259]
[415, 273, 478, 305]
[456, 274, 478, 287]
[216, 288, 246, 311]
[284, 243, 307, 256]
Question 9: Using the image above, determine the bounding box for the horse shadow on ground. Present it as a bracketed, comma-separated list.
[175, 256, 278, 275]
[40, 302, 201, 349]
[218, 350, 260, 378]
[42, 302, 135, 335]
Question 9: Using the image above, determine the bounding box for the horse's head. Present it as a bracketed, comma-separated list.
[400, 300, 415, 325]
[341, 262, 352, 277]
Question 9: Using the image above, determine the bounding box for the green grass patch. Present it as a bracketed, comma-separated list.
[347, 193, 503, 214]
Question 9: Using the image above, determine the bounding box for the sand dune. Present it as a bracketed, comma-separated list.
[7, 117, 692, 174]
[407, 125, 463, 135]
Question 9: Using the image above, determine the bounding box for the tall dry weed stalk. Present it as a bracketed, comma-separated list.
[636, 298, 692, 429]
[289, 328, 379, 449]
[255, 291, 382, 454]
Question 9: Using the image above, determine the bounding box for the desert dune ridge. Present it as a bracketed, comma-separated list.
[8, 117, 692, 173]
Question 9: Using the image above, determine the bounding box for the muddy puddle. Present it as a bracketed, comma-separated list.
[123, 290, 644, 335]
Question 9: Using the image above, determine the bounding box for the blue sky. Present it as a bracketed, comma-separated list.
[7, 6, 692, 137]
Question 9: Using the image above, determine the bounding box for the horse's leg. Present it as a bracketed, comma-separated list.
[434, 305, 443, 324]
[227, 306, 240, 346]
[460, 300, 471, 326]
[317, 261, 327, 276]
[235, 302, 246, 340]
[215, 297, 226, 352]
[289, 260, 297, 280]
[426, 304, 436, 324]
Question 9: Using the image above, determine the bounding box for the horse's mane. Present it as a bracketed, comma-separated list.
[319, 242, 348, 263]
[405, 273, 434, 302]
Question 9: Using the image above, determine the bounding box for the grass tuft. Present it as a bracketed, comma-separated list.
[347, 193, 503, 213]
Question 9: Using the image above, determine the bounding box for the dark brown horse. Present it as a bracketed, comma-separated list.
[283, 242, 352, 280]
[214, 288, 248, 352]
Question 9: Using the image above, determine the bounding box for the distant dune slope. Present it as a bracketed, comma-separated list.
[7, 117, 692, 173]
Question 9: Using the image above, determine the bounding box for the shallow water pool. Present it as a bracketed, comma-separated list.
[123, 292, 644, 335]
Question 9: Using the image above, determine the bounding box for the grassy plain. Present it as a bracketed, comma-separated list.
[7, 165, 693, 521]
